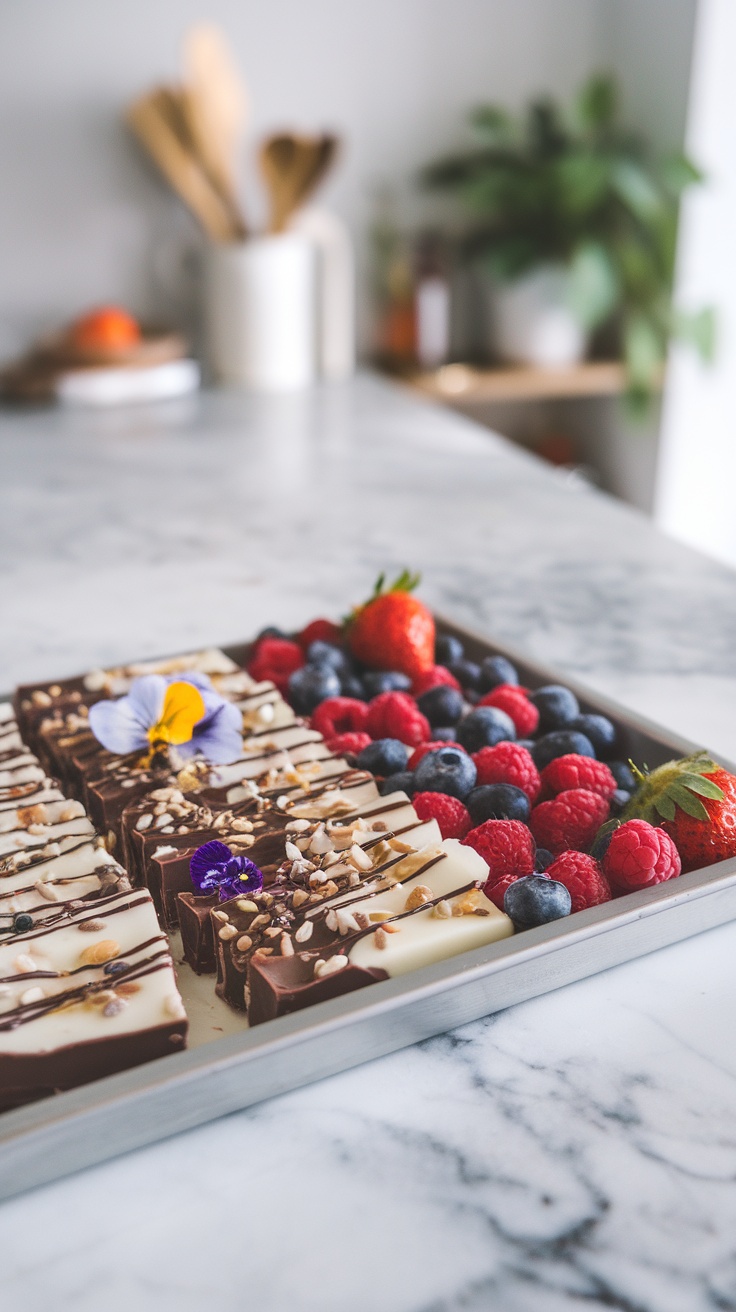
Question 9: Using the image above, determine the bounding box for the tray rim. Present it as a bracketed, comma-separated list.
[2, 612, 735, 1201]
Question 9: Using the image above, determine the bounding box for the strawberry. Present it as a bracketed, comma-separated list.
[623, 752, 736, 874]
[345, 571, 435, 679]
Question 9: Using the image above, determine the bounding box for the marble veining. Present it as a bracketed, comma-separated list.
[1, 374, 736, 1311]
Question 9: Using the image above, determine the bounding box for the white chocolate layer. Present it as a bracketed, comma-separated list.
[346, 840, 513, 975]
[0, 888, 185, 1054]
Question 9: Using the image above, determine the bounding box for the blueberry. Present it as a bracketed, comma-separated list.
[516, 739, 535, 751]
[610, 789, 632, 815]
[357, 738, 409, 776]
[12, 912, 33, 933]
[362, 671, 412, 697]
[465, 689, 481, 705]
[478, 654, 519, 693]
[416, 684, 465, 727]
[532, 730, 595, 770]
[467, 783, 530, 825]
[530, 684, 580, 732]
[340, 674, 367, 700]
[608, 760, 636, 792]
[503, 876, 572, 930]
[103, 959, 131, 976]
[590, 818, 622, 862]
[535, 848, 555, 872]
[413, 747, 477, 800]
[306, 641, 352, 676]
[455, 706, 516, 753]
[287, 665, 341, 714]
[432, 725, 458, 741]
[256, 625, 289, 642]
[448, 659, 482, 691]
[435, 634, 464, 665]
[570, 713, 617, 756]
[379, 771, 415, 797]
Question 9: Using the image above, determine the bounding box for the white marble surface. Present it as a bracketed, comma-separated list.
[2, 374, 736, 1311]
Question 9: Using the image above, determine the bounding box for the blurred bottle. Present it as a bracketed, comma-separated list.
[370, 187, 416, 367]
[414, 232, 451, 369]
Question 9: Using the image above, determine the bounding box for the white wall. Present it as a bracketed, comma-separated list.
[654, 0, 736, 568]
[0, 0, 603, 354]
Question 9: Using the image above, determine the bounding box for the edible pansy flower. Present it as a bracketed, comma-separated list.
[189, 840, 263, 901]
[88, 673, 242, 765]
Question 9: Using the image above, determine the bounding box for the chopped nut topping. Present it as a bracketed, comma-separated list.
[79, 939, 120, 966]
[373, 927, 387, 950]
[404, 884, 433, 911]
[314, 955, 348, 978]
[219, 924, 238, 941]
[294, 920, 314, 943]
[432, 900, 452, 919]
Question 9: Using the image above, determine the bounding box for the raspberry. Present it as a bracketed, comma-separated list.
[248, 638, 304, 684]
[310, 697, 369, 740]
[479, 685, 539, 737]
[297, 618, 343, 651]
[462, 819, 535, 884]
[412, 665, 462, 697]
[602, 819, 681, 891]
[366, 691, 430, 746]
[408, 740, 463, 770]
[530, 788, 610, 854]
[413, 792, 471, 840]
[325, 732, 372, 757]
[472, 742, 541, 803]
[483, 871, 522, 910]
[546, 851, 612, 912]
[540, 754, 617, 801]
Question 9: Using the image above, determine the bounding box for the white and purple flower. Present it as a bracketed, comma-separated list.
[88, 672, 242, 765]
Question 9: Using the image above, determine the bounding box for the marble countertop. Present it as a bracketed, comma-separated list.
[2, 374, 736, 1311]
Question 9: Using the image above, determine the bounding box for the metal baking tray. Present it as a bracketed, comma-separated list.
[3, 616, 736, 1203]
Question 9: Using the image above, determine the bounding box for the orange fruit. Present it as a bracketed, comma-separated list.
[69, 306, 141, 352]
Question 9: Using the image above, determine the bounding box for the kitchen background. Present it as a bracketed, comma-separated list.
[1, 0, 733, 564]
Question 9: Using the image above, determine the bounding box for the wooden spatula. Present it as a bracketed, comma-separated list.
[126, 88, 243, 242]
[182, 23, 249, 231]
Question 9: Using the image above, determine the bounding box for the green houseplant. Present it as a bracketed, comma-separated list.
[421, 74, 712, 407]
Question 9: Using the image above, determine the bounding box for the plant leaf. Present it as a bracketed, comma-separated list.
[470, 105, 513, 143]
[660, 151, 703, 196]
[654, 794, 677, 821]
[624, 313, 664, 389]
[576, 74, 617, 129]
[567, 241, 619, 330]
[612, 159, 663, 222]
[673, 307, 717, 362]
[677, 773, 724, 800]
[668, 783, 711, 820]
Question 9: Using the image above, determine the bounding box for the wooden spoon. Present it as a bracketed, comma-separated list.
[260, 132, 340, 234]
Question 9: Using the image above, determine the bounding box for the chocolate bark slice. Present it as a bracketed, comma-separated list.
[178, 892, 219, 973]
[247, 842, 513, 1026]
[0, 886, 187, 1111]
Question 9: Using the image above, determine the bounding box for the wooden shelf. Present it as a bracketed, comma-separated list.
[403, 360, 628, 405]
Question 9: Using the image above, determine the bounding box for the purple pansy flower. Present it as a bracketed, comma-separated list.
[189, 840, 264, 901]
[88, 672, 242, 765]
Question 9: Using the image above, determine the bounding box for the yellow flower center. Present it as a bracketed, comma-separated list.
[147, 681, 206, 747]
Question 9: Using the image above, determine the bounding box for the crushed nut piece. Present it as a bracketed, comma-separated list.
[79, 939, 119, 966]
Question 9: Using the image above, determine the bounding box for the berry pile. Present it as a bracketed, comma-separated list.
[248, 577, 736, 938]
